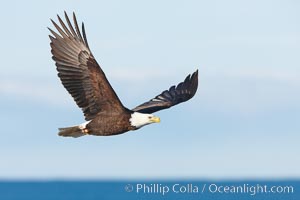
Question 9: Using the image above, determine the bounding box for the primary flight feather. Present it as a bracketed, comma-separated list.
[49, 12, 198, 137]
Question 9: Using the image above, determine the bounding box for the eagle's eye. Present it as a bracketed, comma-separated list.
[148, 116, 152, 119]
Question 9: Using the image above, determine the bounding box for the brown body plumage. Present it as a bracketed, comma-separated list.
[87, 112, 136, 136]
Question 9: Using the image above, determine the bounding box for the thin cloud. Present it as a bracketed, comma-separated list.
[0, 79, 72, 107]
[1, 67, 299, 115]
[0, 69, 174, 108]
[198, 66, 300, 114]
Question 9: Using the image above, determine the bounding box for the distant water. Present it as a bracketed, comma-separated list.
[0, 180, 298, 200]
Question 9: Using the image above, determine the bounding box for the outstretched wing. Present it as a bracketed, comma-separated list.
[133, 70, 198, 114]
[49, 12, 125, 120]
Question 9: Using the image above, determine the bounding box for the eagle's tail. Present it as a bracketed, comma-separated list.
[58, 126, 84, 138]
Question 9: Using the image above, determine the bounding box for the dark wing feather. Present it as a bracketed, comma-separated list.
[133, 70, 198, 113]
[49, 12, 125, 120]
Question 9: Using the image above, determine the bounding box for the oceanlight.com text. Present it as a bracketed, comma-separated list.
[207, 183, 293, 195]
[124, 183, 294, 196]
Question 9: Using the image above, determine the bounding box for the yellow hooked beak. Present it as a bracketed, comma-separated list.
[150, 116, 161, 123]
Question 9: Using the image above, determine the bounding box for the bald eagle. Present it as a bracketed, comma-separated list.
[49, 12, 198, 137]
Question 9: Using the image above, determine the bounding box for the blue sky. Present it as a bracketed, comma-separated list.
[0, 0, 299, 179]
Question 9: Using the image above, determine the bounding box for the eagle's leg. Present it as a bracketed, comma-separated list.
[82, 128, 89, 135]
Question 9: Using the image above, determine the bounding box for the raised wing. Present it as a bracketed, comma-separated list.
[49, 12, 125, 120]
[133, 70, 198, 113]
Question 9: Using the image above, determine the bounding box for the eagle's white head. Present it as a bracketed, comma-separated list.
[129, 112, 160, 129]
